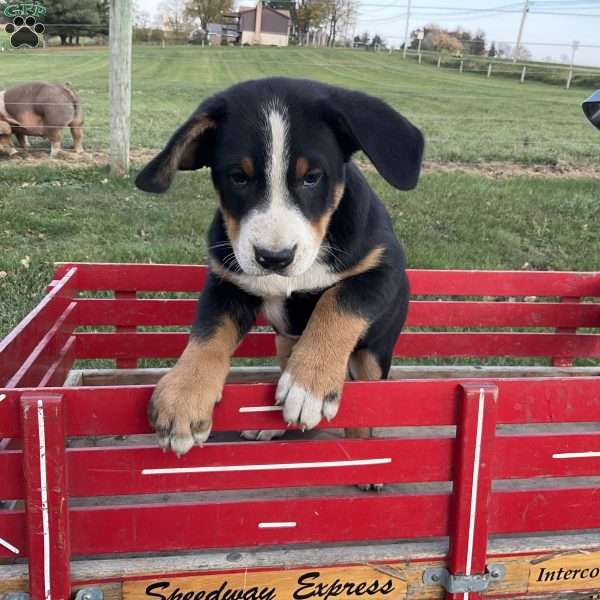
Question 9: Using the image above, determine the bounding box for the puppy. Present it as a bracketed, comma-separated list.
[136, 77, 424, 456]
[0, 82, 84, 156]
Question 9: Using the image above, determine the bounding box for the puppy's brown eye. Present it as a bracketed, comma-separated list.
[230, 169, 249, 186]
[303, 169, 322, 187]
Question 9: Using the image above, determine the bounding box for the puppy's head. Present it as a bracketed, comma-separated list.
[136, 78, 424, 277]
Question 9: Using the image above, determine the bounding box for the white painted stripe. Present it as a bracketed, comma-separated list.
[0, 393, 6, 402]
[258, 521, 296, 529]
[553, 451, 600, 459]
[37, 400, 51, 600]
[142, 457, 391, 476]
[239, 405, 283, 413]
[0, 536, 20, 555]
[465, 387, 486, 593]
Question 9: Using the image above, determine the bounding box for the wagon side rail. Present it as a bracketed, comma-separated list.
[2, 377, 600, 597]
[53, 263, 600, 368]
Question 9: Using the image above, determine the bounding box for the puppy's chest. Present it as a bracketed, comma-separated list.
[262, 292, 322, 338]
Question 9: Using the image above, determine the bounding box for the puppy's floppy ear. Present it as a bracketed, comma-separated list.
[135, 94, 226, 194]
[322, 88, 424, 190]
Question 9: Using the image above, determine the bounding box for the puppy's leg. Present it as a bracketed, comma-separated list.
[277, 286, 369, 430]
[150, 273, 260, 455]
[241, 334, 294, 441]
[346, 348, 384, 491]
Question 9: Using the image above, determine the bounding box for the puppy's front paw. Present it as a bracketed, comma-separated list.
[276, 371, 341, 431]
[149, 368, 216, 456]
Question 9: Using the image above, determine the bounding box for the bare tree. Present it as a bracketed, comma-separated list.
[186, 0, 234, 30]
[157, 0, 191, 39]
[325, 0, 356, 46]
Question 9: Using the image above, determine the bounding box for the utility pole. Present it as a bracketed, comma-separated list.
[566, 40, 580, 89]
[513, 0, 529, 63]
[402, 0, 411, 59]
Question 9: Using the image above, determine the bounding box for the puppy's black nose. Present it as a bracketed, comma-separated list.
[254, 245, 296, 271]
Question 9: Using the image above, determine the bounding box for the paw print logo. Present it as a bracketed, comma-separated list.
[5, 16, 45, 49]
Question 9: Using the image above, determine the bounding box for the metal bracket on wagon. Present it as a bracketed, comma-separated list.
[423, 563, 506, 593]
[74, 588, 104, 600]
[3, 594, 31, 600]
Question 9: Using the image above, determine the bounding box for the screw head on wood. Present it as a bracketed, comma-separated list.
[490, 569, 501, 578]
[431, 573, 440, 582]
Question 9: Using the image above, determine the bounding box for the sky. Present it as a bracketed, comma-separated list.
[138, 0, 600, 66]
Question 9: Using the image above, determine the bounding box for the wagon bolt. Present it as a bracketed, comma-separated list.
[82, 594, 92, 600]
[430, 573, 440, 582]
[490, 569, 501, 579]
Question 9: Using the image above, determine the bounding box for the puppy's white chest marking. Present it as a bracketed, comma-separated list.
[262, 297, 288, 334]
[228, 261, 342, 298]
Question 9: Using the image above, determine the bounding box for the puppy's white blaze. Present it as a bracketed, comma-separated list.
[232, 100, 321, 277]
[265, 103, 289, 214]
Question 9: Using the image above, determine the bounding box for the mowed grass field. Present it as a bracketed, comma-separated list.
[1, 46, 600, 342]
[1, 45, 599, 163]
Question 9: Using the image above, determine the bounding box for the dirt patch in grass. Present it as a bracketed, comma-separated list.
[2, 149, 600, 179]
[361, 159, 600, 179]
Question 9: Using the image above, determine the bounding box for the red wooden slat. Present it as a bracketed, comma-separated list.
[73, 298, 600, 329]
[495, 433, 600, 479]
[38, 335, 76, 388]
[492, 487, 600, 534]
[6, 303, 77, 389]
[5, 432, 598, 502]
[409, 300, 600, 328]
[74, 331, 276, 359]
[0, 449, 22, 500]
[20, 395, 71, 598]
[0, 267, 77, 387]
[66, 438, 453, 497]
[0, 509, 26, 558]
[63, 485, 600, 556]
[72, 330, 600, 360]
[394, 332, 600, 358]
[3, 377, 600, 438]
[55, 262, 209, 292]
[446, 385, 497, 600]
[69, 493, 450, 556]
[408, 269, 600, 297]
[54, 263, 600, 297]
[74, 298, 270, 328]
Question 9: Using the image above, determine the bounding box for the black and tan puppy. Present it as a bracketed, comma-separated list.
[136, 77, 424, 456]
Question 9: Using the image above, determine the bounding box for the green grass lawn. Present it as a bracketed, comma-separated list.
[1, 162, 599, 339]
[1, 46, 599, 340]
[0, 45, 599, 163]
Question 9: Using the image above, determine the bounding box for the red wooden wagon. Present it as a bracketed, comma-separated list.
[1, 263, 600, 600]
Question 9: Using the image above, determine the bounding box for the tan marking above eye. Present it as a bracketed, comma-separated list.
[295, 157, 309, 179]
[221, 208, 240, 243]
[241, 157, 254, 177]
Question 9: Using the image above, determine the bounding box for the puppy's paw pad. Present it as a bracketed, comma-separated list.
[241, 429, 286, 441]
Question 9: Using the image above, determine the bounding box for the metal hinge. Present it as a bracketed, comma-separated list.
[423, 564, 506, 593]
[74, 588, 104, 600]
[3, 594, 30, 600]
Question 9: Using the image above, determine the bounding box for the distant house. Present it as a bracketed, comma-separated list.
[239, 2, 290, 47]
